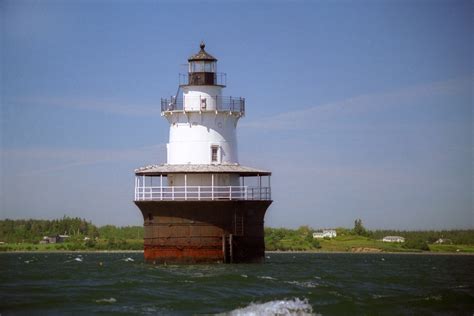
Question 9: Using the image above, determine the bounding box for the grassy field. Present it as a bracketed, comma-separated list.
[428, 244, 474, 253]
[317, 235, 407, 252]
[0, 239, 144, 252]
[2, 236, 474, 253]
[315, 235, 474, 253]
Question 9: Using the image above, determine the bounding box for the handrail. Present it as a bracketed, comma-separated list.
[134, 185, 270, 201]
[161, 95, 245, 114]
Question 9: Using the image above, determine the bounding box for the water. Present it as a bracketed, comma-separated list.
[1, 252, 473, 315]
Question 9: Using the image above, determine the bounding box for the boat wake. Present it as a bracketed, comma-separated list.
[224, 298, 316, 316]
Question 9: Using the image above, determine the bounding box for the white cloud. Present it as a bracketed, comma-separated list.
[5, 96, 161, 117]
[1, 144, 166, 176]
[241, 76, 472, 131]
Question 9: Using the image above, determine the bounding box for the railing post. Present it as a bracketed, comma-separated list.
[185, 174, 187, 201]
[211, 174, 214, 200]
[245, 186, 248, 200]
[198, 186, 201, 201]
[160, 175, 163, 201]
[142, 175, 145, 200]
[229, 186, 232, 200]
[172, 186, 175, 200]
[268, 175, 271, 200]
[134, 176, 137, 200]
[258, 174, 261, 200]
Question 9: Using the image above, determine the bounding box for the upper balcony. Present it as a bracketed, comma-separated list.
[161, 95, 245, 116]
[134, 164, 271, 202]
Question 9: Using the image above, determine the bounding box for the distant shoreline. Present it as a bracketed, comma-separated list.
[1, 250, 473, 255]
[266, 250, 474, 256]
[0, 250, 144, 254]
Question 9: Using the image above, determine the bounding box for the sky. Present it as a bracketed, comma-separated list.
[1, 0, 472, 229]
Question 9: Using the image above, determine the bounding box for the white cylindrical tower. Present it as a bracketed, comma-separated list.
[162, 42, 245, 168]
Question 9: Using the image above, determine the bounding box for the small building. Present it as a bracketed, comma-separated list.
[313, 229, 337, 239]
[41, 236, 58, 244]
[435, 238, 451, 244]
[40, 235, 70, 244]
[58, 235, 70, 242]
[382, 236, 405, 243]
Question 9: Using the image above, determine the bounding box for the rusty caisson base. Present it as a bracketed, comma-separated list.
[134, 200, 272, 263]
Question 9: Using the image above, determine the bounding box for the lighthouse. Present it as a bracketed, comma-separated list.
[134, 43, 272, 263]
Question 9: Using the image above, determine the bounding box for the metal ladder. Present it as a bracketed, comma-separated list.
[234, 212, 244, 236]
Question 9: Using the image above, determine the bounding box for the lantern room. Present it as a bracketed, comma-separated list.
[185, 42, 223, 86]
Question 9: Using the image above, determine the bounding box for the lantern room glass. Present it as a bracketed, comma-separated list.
[189, 61, 216, 73]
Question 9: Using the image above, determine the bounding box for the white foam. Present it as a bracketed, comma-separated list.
[226, 298, 315, 316]
[284, 281, 318, 288]
[96, 297, 117, 303]
[178, 280, 195, 283]
[122, 257, 134, 262]
[424, 295, 442, 301]
[74, 257, 83, 262]
[258, 276, 277, 280]
[241, 274, 248, 278]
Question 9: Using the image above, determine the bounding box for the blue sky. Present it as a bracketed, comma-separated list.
[1, 0, 472, 229]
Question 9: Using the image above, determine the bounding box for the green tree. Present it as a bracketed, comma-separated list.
[403, 239, 429, 251]
[353, 219, 367, 236]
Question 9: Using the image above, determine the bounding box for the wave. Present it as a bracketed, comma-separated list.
[284, 280, 319, 288]
[122, 257, 134, 262]
[224, 298, 316, 316]
[96, 297, 117, 303]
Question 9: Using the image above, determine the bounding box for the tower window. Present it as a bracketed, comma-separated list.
[211, 146, 219, 163]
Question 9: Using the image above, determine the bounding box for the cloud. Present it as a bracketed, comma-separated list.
[241, 76, 473, 131]
[1, 144, 166, 176]
[5, 96, 161, 117]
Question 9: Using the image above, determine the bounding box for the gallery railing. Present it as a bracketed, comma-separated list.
[161, 96, 245, 114]
[134, 186, 270, 201]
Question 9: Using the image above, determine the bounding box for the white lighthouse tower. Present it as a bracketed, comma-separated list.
[165, 42, 242, 186]
[134, 43, 272, 263]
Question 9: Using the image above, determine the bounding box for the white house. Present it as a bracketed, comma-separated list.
[435, 238, 451, 244]
[313, 229, 337, 239]
[382, 236, 405, 243]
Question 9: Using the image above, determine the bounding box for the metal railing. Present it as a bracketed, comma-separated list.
[134, 186, 271, 201]
[161, 96, 245, 114]
[179, 73, 227, 86]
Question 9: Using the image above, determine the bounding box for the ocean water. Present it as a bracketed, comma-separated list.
[1, 252, 473, 315]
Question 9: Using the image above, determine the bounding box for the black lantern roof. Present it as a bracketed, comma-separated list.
[188, 42, 217, 62]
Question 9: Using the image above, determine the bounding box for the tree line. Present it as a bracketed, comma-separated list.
[349, 218, 474, 245]
[1, 217, 473, 252]
[0, 217, 143, 244]
[265, 219, 474, 251]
